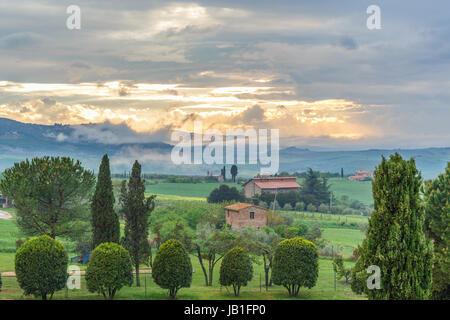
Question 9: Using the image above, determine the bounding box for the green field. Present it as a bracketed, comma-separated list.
[145, 182, 242, 200]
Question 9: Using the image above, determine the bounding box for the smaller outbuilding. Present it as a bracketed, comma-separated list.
[224, 202, 267, 229]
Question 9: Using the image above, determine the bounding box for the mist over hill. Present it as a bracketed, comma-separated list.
[0, 118, 448, 179]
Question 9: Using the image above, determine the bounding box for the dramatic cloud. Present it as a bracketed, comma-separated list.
[0, 0, 449, 148]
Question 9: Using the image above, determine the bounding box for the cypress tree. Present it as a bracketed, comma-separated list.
[352, 153, 433, 299]
[122, 161, 156, 287]
[92, 154, 120, 248]
[423, 162, 449, 299]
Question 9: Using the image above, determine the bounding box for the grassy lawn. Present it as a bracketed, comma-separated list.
[146, 182, 242, 200]
[327, 178, 373, 206]
[0, 255, 364, 300]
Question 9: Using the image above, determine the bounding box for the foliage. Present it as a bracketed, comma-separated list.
[351, 153, 434, 299]
[121, 160, 156, 287]
[15, 235, 68, 300]
[193, 223, 237, 286]
[300, 168, 331, 206]
[272, 237, 319, 296]
[230, 165, 238, 183]
[332, 254, 351, 283]
[423, 162, 449, 299]
[295, 202, 305, 211]
[219, 246, 253, 296]
[0, 156, 95, 240]
[86, 242, 133, 299]
[152, 239, 192, 298]
[207, 184, 243, 203]
[92, 154, 120, 248]
[318, 204, 329, 213]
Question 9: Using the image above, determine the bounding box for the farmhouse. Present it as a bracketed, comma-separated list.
[224, 202, 267, 229]
[348, 170, 373, 181]
[242, 176, 301, 198]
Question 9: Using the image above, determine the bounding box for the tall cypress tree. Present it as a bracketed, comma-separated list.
[91, 154, 120, 248]
[122, 161, 156, 287]
[351, 153, 433, 299]
[423, 162, 449, 299]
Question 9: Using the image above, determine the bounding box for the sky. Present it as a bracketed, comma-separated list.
[0, 0, 449, 149]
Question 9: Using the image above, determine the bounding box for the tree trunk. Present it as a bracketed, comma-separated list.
[195, 245, 209, 286]
[135, 263, 140, 287]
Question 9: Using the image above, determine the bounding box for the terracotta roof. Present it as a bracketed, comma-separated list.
[224, 202, 266, 211]
[242, 176, 299, 187]
[254, 180, 301, 189]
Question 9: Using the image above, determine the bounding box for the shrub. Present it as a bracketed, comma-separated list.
[283, 203, 293, 211]
[86, 242, 133, 299]
[258, 201, 268, 208]
[318, 204, 329, 213]
[272, 237, 319, 296]
[332, 254, 351, 283]
[15, 235, 68, 300]
[152, 239, 192, 298]
[278, 212, 294, 226]
[306, 203, 317, 212]
[283, 227, 300, 239]
[219, 247, 253, 296]
[295, 202, 305, 211]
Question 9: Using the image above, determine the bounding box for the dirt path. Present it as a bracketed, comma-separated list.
[0, 210, 12, 220]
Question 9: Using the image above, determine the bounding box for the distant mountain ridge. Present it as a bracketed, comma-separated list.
[0, 118, 448, 179]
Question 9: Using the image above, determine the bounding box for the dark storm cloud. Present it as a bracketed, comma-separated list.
[0, 0, 449, 147]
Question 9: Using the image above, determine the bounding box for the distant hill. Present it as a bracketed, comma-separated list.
[0, 118, 448, 179]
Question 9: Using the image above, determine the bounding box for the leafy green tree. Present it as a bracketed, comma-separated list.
[423, 162, 449, 299]
[333, 254, 351, 283]
[300, 168, 330, 205]
[0, 157, 95, 240]
[152, 239, 192, 298]
[219, 247, 253, 296]
[230, 165, 238, 182]
[194, 223, 236, 286]
[207, 184, 242, 203]
[15, 235, 68, 300]
[86, 242, 133, 300]
[233, 227, 281, 289]
[351, 153, 433, 299]
[272, 237, 318, 296]
[121, 161, 156, 287]
[92, 154, 120, 248]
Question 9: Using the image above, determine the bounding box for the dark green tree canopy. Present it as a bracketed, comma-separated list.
[219, 246, 253, 296]
[0, 156, 95, 240]
[92, 154, 120, 248]
[351, 153, 433, 300]
[271, 237, 319, 296]
[152, 239, 193, 298]
[207, 184, 242, 203]
[15, 235, 68, 300]
[121, 160, 156, 287]
[423, 162, 449, 299]
[86, 242, 133, 300]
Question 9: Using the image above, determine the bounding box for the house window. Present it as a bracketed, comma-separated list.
[250, 212, 255, 219]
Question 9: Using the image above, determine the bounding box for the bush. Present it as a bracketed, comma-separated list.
[272, 237, 319, 296]
[295, 202, 305, 211]
[306, 203, 317, 212]
[283, 227, 300, 239]
[15, 235, 68, 300]
[283, 203, 293, 211]
[258, 201, 268, 208]
[219, 247, 253, 296]
[278, 212, 294, 226]
[152, 239, 192, 298]
[86, 242, 133, 299]
[318, 204, 329, 213]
